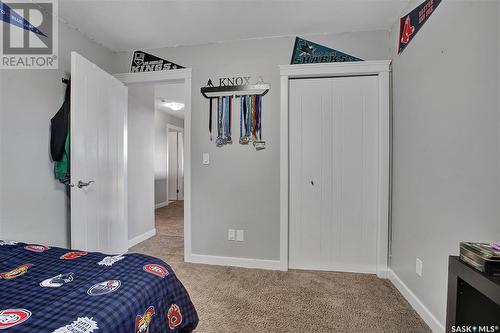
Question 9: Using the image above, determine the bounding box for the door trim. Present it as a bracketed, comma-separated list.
[114, 69, 193, 263]
[279, 61, 391, 276]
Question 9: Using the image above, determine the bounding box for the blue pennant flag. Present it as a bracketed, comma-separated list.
[0, 1, 47, 37]
[291, 37, 362, 64]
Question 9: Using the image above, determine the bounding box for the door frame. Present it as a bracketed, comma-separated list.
[114, 69, 193, 262]
[279, 61, 391, 277]
[166, 124, 184, 202]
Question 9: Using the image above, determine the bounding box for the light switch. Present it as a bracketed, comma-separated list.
[202, 153, 210, 165]
[236, 229, 244, 242]
[416, 258, 423, 277]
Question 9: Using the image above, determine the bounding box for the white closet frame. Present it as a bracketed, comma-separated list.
[279, 61, 391, 277]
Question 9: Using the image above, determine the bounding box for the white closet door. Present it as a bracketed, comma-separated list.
[289, 76, 379, 273]
[167, 131, 178, 201]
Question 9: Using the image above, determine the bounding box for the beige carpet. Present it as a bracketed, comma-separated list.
[130, 202, 430, 333]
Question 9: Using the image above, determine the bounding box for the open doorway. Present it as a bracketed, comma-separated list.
[152, 82, 186, 262]
[115, 69, 192, 261]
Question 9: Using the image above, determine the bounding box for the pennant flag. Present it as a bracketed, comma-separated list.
[0, 1, 47, 37]
[291, 37, 362, 64]
[398, 0, 442, 54]
[130, 50, 185, 73]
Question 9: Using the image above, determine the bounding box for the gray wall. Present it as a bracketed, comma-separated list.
[127, 83, 156, 240]
[154, 110, 183, 206]
[389, 0, 500, 326]
[113, 30, 391, 260]
[0, 23, 113, 247]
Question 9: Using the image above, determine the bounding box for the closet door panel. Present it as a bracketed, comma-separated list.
[330, 76, 379, 272]
[289, 79, 330, 269]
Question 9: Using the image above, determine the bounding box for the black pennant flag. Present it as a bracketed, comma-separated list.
[130, 50, 185, 73]
[398, 0, 442, 54]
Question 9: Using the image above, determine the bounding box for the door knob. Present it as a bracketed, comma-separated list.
[77, 180, 95, 188]
[310, 180, 314, 186]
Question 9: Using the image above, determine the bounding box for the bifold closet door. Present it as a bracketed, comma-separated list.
[289, 76, 379, 273]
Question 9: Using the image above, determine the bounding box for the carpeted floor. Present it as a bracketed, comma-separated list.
[130, 202, 431, 333]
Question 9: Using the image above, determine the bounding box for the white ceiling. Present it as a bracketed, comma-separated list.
[59, 0, 410, 52]
[155, 82, 185, 119]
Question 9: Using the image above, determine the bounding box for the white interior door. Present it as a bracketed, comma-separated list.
[167, 131, 178, 201]
[71, 52, 128, 254]
[289, 76, 379, 273]
[178, 132, 184, 200]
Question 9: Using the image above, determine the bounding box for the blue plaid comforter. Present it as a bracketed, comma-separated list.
[0, 240, 198, 332]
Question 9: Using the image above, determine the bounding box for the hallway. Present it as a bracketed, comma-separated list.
[131, 201, 185, 265]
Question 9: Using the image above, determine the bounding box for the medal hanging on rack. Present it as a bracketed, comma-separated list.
[209, 98, 213, 141]
[216, 97, 224, 147]
[253, 95, 265, 150]
[226, 96, 233, 144]
[239, 96, 249, 145]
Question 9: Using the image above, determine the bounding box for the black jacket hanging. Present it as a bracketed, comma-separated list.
[51, 80, 70, 162]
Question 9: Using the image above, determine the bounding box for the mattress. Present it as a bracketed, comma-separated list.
[0, 240, 198, 332]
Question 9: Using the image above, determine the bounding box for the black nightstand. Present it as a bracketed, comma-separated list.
[446, 256, 500, 332]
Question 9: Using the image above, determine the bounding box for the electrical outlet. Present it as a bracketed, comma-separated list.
[236, 229, 244, 242]
[416, 258, 423, 277]
[228, 229, 236, 241]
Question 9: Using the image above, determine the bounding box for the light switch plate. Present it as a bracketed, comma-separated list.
[202, 153, 210, 165]
[236, 229, 244, 242]
[228, 229, 235, 241]
[416, 258, 423, 277]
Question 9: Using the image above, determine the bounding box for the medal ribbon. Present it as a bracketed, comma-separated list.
[224, 96, 229, 140]
[239, 96, 243, 141]
[217, 97, 222, 139]
[228, 96, 232, 142]
[209, 98, 213, 140]
[245, 96, 250, 138]
[257, 95, 262, 140]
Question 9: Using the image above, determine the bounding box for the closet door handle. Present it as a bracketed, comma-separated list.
[77, 180, 95, 188]
[310, 180, 315, 186]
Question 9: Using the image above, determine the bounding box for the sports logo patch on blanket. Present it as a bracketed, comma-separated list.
[0, 309, 31, 330]
[87, 280, 121, 296]
[0, 264, 33, 279]
[143, 264, 168, 278]
[98, 255, 125, 266]
[52, 317, 99, 333]
[135, 306, 155, 333]
[40, 273, 74, 288]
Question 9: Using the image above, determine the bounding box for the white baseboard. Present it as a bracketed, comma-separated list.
[128, 228, 156, 248]
[155, 201, 168, 209]
[387, 269, 445, 333]
[188, 254, 284, 271]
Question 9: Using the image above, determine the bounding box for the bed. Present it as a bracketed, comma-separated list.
[0, 240, 198, 332]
